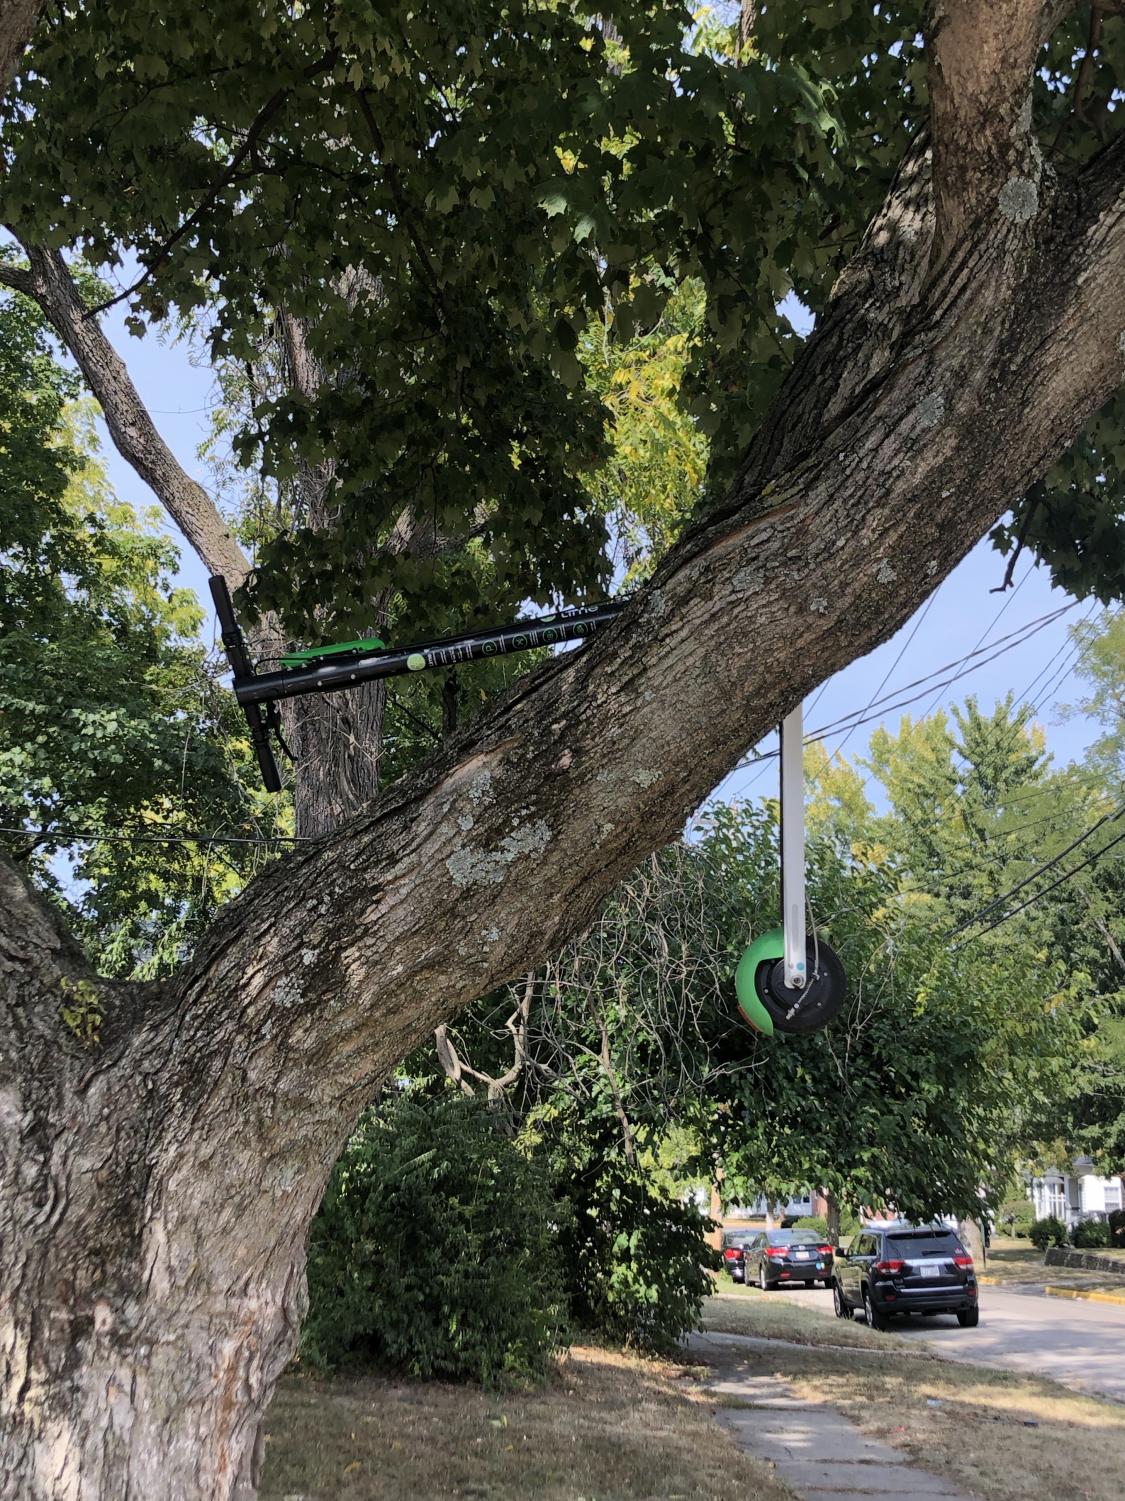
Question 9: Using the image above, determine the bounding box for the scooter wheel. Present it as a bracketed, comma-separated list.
[754, 937, 846, 1035]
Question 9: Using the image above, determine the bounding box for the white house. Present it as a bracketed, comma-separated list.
[725, 1189, 822, 1221]
[1028, 1157, 1123, 1228]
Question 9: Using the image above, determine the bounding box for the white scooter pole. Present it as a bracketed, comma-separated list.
[779, 702, 806, 990]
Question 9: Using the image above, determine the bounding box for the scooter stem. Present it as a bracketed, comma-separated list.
[780, 702, 806, 989]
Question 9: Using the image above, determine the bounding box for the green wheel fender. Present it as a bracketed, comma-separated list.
[735, 926, 783, 1036]
[279, 637, 386, 667]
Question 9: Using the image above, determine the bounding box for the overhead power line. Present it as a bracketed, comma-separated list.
[832, 588, 940, 763]
[0, 825, 306, 848]
[949, 803, 1125, 942]
[735, 602, 1077, 772]
[913, 564, 1032, 725]
[955, 822, 1125, 946]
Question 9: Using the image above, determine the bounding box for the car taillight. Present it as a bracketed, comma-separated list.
[817, 1245, 833, 1255]
[874, 1259, 904, 1275]
[953, 1254, 973, 1269]
[765, 1247, 786, 1260]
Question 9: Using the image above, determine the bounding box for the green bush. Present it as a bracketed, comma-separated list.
[1072, 1218, 1111, 1249]
[1029, 1214, 1068, 1250]
[793, 1216, 829, 1236]
[303, 1093, 568, 1385]
[555, 1152, 719, 1354]
[999, 1196, 1035, 1238]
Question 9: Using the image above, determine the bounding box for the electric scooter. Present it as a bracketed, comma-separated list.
[734, 701, 847, 1035]
[211, 577, 845, 1033]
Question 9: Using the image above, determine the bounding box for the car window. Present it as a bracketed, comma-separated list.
[858, 1234, 877, 1257]
[765, 1230, 798, 1245]
[887, 1231, 962, 1258]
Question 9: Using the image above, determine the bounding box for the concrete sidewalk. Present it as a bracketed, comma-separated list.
[686, 1331, 977, 1501]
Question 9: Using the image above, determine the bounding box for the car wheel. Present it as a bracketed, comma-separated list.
[832, 1281, 849, 1319]
[758, 1264, 769, 1292]
[957, 1307, 980, 1328]
[863, 1289, 888, 1331]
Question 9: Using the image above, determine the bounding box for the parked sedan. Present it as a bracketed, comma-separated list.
[720, 1229, 760, 1283]
[741, 1229, 835, 1290]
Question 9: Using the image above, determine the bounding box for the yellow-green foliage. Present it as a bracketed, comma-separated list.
[59, 976, 104, 1049]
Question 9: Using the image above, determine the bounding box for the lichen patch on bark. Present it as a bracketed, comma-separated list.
[445, 818, 552, 888]
[998, 175, 1039, 223]
[916, 391, 946, 429]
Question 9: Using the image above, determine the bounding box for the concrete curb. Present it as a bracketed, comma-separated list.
[1043, 1284, 1125, 1308]
[976, 1272, 1125, 1306]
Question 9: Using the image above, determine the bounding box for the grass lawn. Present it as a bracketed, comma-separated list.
[984, 1235, 1125, 1295]
[705, 1283, 893, 1349]
[700, 1277, 1125, 1501]
[259, 1344, 796, 1501]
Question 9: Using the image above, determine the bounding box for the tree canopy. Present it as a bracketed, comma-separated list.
[4, 1, 1124, 653]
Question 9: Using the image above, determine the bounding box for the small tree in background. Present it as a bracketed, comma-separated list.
[538, 1112, 718, 1355]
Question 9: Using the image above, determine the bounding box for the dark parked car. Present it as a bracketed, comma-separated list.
[720, 1229, 760, 1283]
[741, 1229, 835, 1290]
[833, 1222, 979, 1330]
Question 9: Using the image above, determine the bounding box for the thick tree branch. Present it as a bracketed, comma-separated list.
[0, 242, 251, 585]
[0, 0, 42, 101]
[927, 0, 1047, 254]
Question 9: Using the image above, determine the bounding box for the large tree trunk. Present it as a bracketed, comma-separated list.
[0, 858, 345, 1500]
[3, 5, 1125, 1494]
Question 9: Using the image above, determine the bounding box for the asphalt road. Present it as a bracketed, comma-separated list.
[788, 1282, 1125, 1401]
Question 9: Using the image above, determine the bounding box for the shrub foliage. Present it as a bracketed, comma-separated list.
[1029, 1215, 1069, 1250]
[1071, 1218, 1112, 1249]
[303, 1094, 568, 1385]
[553, 1144, 718, 1354]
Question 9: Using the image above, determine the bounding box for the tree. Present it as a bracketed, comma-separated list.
[696, 793, 1087, 1224]
[0, 292, 289, 975]
[2, 4, 1125, 1496]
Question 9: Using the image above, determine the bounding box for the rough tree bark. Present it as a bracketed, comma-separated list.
[3, 3, 1125, 1495]
[825, 1192, 842, 1246]
[0, 0, 43, 100]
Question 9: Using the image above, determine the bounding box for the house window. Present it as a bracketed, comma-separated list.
[1045, 1183, 1066, 1219]
[1105, 1182, 1123, 1213]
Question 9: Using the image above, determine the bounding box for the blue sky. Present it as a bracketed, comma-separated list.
[92, 309, 1101, 810]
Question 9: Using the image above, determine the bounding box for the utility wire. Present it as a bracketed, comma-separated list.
[923, 600, 1115, 823]
[948, 802, 1125, 939]
[954, 818, 1125, 946]
[807, 602, 1073, 741]
[736, 607, 1074, 770]
[833, 588, 940, 763]
[915, 564, 1032, 724]
[723, 593, 1067, 793]
[0, 825, 307, 847]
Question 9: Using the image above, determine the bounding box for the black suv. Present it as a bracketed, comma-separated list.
[834, 1223, 979, 1330]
